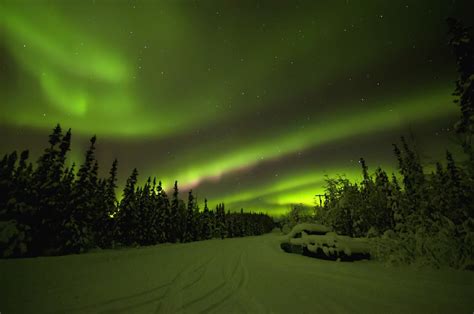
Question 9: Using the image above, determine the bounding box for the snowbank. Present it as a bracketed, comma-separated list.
[285, 222, 331, 238]
[281, 223, 370, 260]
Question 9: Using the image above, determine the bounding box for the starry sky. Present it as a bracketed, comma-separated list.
[1, 0, 473, 215]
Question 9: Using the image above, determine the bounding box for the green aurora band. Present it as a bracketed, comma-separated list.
[1, 0, 472, 214]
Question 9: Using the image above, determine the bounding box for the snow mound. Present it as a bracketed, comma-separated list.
[281, 223, 370, 261]
[286, 223, 331, 238]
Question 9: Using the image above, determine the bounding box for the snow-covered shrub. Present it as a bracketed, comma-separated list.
[60, 216, 94, 254]
[0, 220, 30, 257]
[371, 214, 474, 270]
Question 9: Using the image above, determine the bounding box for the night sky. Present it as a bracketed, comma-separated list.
[1, 1, 473, 215]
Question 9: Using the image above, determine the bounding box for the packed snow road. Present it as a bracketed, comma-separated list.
[1, 232, 473, 313]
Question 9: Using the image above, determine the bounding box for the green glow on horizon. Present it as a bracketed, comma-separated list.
[212, 164, 395, 214]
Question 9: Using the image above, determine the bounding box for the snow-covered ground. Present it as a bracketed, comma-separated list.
[1, 232, 473, 313]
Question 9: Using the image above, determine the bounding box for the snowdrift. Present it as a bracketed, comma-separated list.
[280, 223, 371, 261]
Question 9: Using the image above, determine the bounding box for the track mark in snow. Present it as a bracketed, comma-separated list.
[184, 251, 266, 314]
[61, 257, 215, 314]
[56, 281, 172, 313]
[195, 252, 245, 313]
[182, 258, 212, 291]
[155, 256, 215, 314]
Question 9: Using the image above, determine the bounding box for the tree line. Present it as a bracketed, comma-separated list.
[315, 18, 474, 269]
[0, 128, 274, 257]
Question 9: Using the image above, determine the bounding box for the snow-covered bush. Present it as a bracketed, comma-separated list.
[0, 220, 30, 257]
[59, 216, 94, 254]
[371, 214, 474, 270]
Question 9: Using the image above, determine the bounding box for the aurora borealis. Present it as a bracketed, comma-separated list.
[1, 1, 473, 215]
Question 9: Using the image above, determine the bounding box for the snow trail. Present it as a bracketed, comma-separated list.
[1, 233, 473, 313]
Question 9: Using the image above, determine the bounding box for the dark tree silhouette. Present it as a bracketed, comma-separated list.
[447, 18, 474, 153]
[0, 126, 275, 258]
[117, 168, 139, 246]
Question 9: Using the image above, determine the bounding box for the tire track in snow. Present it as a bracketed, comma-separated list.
[54, 281, 172, 314]
[179, 255, 239, 312]
[111, 259, 213, 314]
[178, 250, 265, 314]
[57, 257, 214, 314]
[195, 252, 246, 313]
[154, 256, 215, 314]
[181, 258, 212, 291]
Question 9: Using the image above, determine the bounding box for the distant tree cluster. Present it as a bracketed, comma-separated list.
[316, 19, 474, 270]
[0, 129, 274, 258]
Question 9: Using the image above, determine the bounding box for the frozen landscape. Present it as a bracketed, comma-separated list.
[2, 2, 474, 314]
[1, 231, 473, 314]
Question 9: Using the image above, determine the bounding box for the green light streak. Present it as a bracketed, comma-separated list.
[1, 5, 130, 83]
[159, 86, 456, 188]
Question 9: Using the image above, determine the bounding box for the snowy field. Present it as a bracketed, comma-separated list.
[1, 232, 473, 314]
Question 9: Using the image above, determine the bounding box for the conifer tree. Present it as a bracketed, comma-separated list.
[226, 210, 235, 238]
[178, 199, 187, 243]
[447, 18, 474, 157]
[117, 168, 139, 245]
[168, 180, 180, 243]
[156, 181, 171, 242]
[11, 150, 33, 225]
[0, 151, 17, 214]
[106, 159, 118, 216]
[429, 162, 449, 218]
[95, 159, 118, 247]
[216, 203, 227, 239]
[0, 150, 34, 257]
[393, 137, 427, 216]
[183, 190, 195, 242]
[148, 177, 160, 244]
[61, 135, 98, 253]
[193, 196, 201, 241]
[444, 151, 469, 224]
[31, 125, 68, 254]
[201, 198, 212, 239]
[138, 177, 159, 245]
[51, 128, 71, 184]
[373, 167, 394, 232]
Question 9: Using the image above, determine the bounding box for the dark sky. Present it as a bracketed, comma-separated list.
[1, 0, 473, 215]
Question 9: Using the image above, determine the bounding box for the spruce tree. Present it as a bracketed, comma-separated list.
[106, 159, 118, 217]
[12, 150, 33, 223]
[184, 190, 195, 242]
[216, 203, 227, 239]
[0, 151, 17, 215]
[156, 181, 171, 242]
[193, 196, 201, 241]
[447, 18, 474, 156]
[201, 198, 212, 239]
[148, 177, 160, 244]
[178, 199, 187, 243]
[94, 159, 118, 248]
[117, 168, 139, 245]
[62, 135, 98, 254]
[31, 125, 67, 255]
[169, 180, 179, 243]
[393, 137, 427, 216]
[138, 177, 158, 245]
